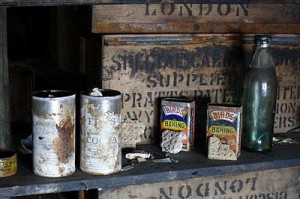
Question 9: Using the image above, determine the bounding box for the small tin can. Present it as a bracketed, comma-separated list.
[0, 150, 17, 177]
[80, 89, 122, 175]
[206, 104, 242, 160]
[32, 90, 76, 177]
[161, 98, 195, 152]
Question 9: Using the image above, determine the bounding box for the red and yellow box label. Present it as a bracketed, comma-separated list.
[161, 98, 195, 151]
[207, 104, 242, 160]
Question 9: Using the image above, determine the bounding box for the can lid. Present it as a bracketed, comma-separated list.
[33, 90, 75, 98]
[254, 35, 272, 48]
[0, 149, 16, 158]
[82, 89, 121, 97]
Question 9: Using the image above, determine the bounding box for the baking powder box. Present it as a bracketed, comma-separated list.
[161, 98, 195, 152]
[206, 104, 242, 160]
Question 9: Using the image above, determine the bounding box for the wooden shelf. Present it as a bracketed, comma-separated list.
[0, 0, 299, 7]
[0, 1, 299, 197]
[0, 135, 299, 197]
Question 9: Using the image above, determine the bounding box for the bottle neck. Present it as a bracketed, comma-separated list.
[249, 47, 275, 68]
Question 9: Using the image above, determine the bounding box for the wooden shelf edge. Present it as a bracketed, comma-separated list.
[0, 144, 300, 197]
[1, 0, 300, 7]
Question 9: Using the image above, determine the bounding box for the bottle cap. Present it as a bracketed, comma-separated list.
[254, 35, 272, 48]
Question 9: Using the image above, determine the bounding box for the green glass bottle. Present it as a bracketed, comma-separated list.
[242, 35, 277, 152]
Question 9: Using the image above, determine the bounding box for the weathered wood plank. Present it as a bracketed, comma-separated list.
[1, 1, 300, 7]
[98, 166, 300, 199]
[57, 7, 80, 73]
[92, 4, 300, 33]
[102, 34, 300, 144]
[0, 7, 10, 149]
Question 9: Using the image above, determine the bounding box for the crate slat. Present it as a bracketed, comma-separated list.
[93, 4, 300, 33]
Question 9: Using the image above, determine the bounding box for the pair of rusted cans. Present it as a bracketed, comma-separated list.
[32, 89, 121, 177]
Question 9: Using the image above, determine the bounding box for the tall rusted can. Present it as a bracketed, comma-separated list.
[80, 89, 122, 175]
[32, 90, 76, 177]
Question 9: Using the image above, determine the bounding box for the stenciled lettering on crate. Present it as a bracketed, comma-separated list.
[102, 34, 300, 144]
[92, 4, 300, 33]
[98, 166, 300, 199]
[256, 40, 300, 133]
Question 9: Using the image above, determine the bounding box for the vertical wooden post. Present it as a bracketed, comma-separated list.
[0, 7, 11, 149]
[57, 7, 80, 74]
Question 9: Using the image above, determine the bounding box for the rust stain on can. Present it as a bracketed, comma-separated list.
[54, 114, 75, 164]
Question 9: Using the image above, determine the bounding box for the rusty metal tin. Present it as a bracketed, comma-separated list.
[80, 89, 122, 175]
[161, 97, 195, 152]
[32, 90, 76, 177]
[0, 150, 17, 177]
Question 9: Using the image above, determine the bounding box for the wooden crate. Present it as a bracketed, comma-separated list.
[98, 166, 300, 199]
[92, 3, 300, 33]
[102, 34, 300, 144]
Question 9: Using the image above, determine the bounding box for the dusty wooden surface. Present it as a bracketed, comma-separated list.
[102, 34, 300, 144]
[92, 4, 300, 33]
[1, 1, 299, 7]
[98, 166, 300, 199]
[0, 138, 300, 197]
